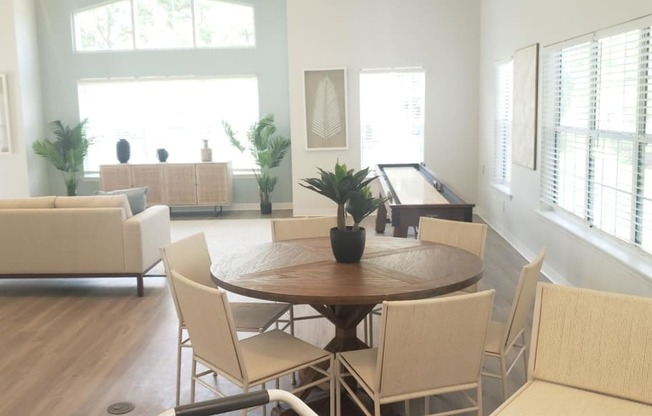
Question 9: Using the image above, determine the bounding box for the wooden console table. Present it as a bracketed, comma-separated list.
[100, 162, 232, 211]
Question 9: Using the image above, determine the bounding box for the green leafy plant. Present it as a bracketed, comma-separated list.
[223, 114, 291, 208]
[300, 161, 387, 231]
[32, 119, 93, 196]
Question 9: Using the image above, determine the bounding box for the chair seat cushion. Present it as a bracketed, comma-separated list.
[484, 320, 507, 354]
[240, 330, 330, 384]
[230, 302, 290, 332]
[338, 348, 378, 391]
[491, 380, 652, 416]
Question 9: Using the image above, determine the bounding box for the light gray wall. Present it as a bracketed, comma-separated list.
[287, 0, 480, 216]
[477, 0, 652, 295]
[33, 0, 292, 204]
[0, 0, 46, 198]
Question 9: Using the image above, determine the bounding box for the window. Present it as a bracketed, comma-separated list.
[73, 0, 255, 52]
[78, 76, 259, 173]
[494, 60, 513, 188]
[360, 69, 425, 170]
[541, 16, 652, 253]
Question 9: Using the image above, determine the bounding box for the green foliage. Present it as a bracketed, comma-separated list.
[32, 119, 93, 196]
[300, 161, 382, 231]
[223, 114, 291, 205]
[346, 185, 389, 231]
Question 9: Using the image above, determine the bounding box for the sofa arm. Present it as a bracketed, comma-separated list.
[123, 205, 171, 272]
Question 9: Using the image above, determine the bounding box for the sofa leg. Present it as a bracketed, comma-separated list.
[137, 275, 144, 297]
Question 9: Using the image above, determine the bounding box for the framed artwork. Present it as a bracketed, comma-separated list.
[304, 68, 348, 150]
[0, 74, 11, 154]
[512, 43, 539, 170]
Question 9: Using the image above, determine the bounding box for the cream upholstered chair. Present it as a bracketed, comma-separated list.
[366, 216, 488, 346]
[490, 283, 652, 415]
[160, 233, 293, 406]
[271, 216, 337, 324]
[482, 248, 545, 400]
[171, 270, 334, 416]
[271, 216, 337, 242]
[337, 290, 495, 416]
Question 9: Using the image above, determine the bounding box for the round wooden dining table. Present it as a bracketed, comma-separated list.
[210, 236, 483, 353]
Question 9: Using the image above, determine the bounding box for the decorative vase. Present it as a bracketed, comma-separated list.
[330, 226, 366, 263]
[201, 139, 213, 162]
[260, 201, 272, 215]
[116, 139, 130, 163]
[157, 148, 169, 162]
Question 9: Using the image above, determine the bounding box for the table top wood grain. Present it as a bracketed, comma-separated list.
[211, 237, 483, 306]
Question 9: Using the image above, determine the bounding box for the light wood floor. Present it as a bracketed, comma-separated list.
[0, 212, 547, 416]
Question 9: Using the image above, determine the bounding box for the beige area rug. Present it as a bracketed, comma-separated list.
[150, 218, 274, 277]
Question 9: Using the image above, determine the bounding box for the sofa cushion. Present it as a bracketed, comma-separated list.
[95, 187, 148, 215]
[0, 196, 56, 209]
[55, 195, 133, 218]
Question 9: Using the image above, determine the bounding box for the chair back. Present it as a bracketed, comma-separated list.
[161, 232, 214, 288]
[271, 216, 337, 241]
[171, 270, 246, 382]
[417, 217, 487, 259]
[375, 290, 495, 399]
[500, 248, 546, 351]
[530, 283, 652, 405]
[160, 232, 214, 322]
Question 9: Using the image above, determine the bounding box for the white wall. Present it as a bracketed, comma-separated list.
[478, 0, 652, 295]
[287, 0, 480, 216]
[0, 0, 46, 198]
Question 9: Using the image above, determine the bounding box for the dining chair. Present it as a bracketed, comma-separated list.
[160, 232, 294, 406]
[366, 216, 488, 346]
[336, 290, 495, 416]
[171, 270, 334, 416]
[482, 248, 545, 400]
[270, 216, 337, 324]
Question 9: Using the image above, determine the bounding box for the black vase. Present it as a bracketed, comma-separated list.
[116, 139, 130, 163]
[330, 226, 366, 263]
[157, 148, 169, 162]
[260, 201, 272, 215]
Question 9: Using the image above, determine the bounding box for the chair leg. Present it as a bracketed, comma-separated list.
[290, 307, 297, 385]
[404, 399, 410, 416]
[175, 326, 183, 405]
[335, 359, 341, 416]
[477, 381, 483, 416]
[329, 357, 335, 416]
[500, 354, 508, 400]
[368, 312, 374, 347]
[522, 333, 529, 380]
[190, 358, 197, 404]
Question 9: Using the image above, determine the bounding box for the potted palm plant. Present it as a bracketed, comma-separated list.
[300, 161, 388, 263]
[223, 114, 291, 214]
[32, 119, 93, 196]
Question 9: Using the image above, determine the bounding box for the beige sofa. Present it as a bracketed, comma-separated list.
[490, 283, 652, 415]
[0, 195, 170, 296]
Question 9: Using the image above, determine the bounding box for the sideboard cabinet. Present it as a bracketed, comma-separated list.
[100, 162, 232, 209]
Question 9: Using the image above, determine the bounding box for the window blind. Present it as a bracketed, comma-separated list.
[494, 60, 513, 187]
[540, 15, 652, 252]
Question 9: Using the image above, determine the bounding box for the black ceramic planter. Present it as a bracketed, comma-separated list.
[330, 226, 366, 263]
[260, 201, 272, 215]
[116, 139, 130, 163]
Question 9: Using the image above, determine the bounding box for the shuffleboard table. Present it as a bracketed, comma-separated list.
[375, 163, 475, 238]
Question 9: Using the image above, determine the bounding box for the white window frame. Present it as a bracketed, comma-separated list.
[78, 75, 260, 175]
[359, 68, 426, 171]
[540, 15, 652, 257]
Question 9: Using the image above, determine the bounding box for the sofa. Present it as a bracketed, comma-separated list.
[0, 195, 170, 296]
[490, 283, 652, 415]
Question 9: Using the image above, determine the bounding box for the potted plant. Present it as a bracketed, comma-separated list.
[300, 161, 388, 263]
[223, 114, 291, 214]
[32, 119, 93, 196]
